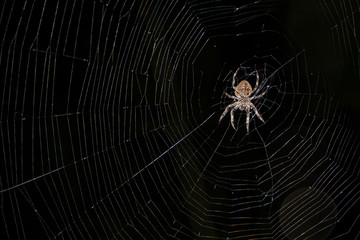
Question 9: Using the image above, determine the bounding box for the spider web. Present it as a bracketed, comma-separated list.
[1, 0, 360, 239]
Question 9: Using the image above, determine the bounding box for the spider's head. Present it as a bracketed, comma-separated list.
[235, 80, 252, 97]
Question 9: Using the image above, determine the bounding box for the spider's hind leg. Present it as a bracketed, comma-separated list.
[232, 67, 241, 87]
[253, 69, 259, 93]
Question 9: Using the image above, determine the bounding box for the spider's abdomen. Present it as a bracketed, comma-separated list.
[235, 80, 252, 97]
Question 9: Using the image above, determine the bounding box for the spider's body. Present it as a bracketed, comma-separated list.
[219, 69, 266, 133]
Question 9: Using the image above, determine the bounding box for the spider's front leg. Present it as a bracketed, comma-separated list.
[246, 111, 250, 133]
[230, 107, 237, 130]
[249, 102, 265, 123]
[219, 102, 236, 123]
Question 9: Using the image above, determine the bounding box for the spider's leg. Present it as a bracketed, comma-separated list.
[233, 86, 244, 97]
[230, 107, 237, 130]
[246, 111, 250, 133]
[224, 92, 239, 100]
[250, 102, 265, 123]
[219, 103, 236, 122]
[232, 68, 244, 97]
[253, 69, 259, 93]
[249, 91, 266, 100]
[232, 67, 240, 87]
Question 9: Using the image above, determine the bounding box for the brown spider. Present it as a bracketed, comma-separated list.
[219, 68, 266, 133]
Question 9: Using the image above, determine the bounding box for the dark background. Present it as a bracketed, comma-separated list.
[1, 0, 360, 239]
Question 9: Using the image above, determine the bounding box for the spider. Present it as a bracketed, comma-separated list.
[219, 68, 266, 133]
